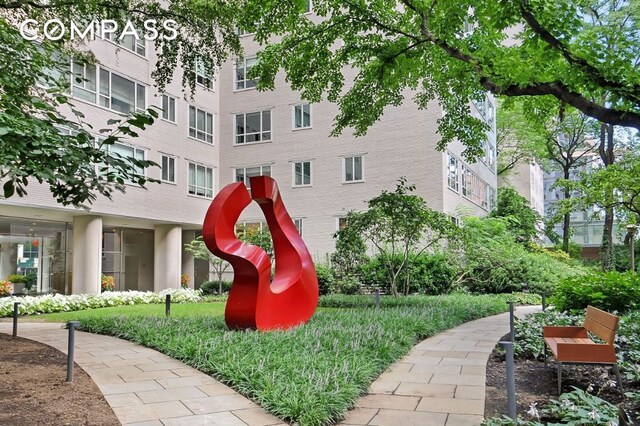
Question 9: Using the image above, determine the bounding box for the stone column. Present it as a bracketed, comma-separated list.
[0, 243, 17, 280]
[154, 224, 182, 291]
[181, 230, 196, 289]
[71, 215, 102, 295]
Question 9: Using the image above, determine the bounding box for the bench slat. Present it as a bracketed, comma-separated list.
[585, 306, 619, 344]
[542, 326, 588, 338]
[554, 341, 617, 363]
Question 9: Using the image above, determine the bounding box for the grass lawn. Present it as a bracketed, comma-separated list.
[75, 294, 511, 425]
[35, 302, 226, 322]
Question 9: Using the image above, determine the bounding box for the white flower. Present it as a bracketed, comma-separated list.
[589, 409, 600, 421]
[607, 380, 617, 388]
[587, 384, 594, 393]
[527, 402, 540, 420]
[607, 421, 618, 426]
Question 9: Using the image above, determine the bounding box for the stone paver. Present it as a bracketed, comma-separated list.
[2, 306, 540, 426]
[338, 306, 540, 426]
[0, 322, 280, 425]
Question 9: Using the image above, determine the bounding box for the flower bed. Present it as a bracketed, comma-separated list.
[0, 288, 202, 317]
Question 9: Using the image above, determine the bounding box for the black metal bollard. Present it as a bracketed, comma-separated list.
[375, 289, 380, 311]
[500, 341, 517, 421]
[541, 293, 547, 312]
[66, 321, 80, 382]
[12, 302, 20, 338]
[507, 301, 515, 342]
[165, 294, 171, 318]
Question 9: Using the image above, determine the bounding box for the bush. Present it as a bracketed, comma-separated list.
[7, 274, 27, 284]
[552, 271, 640, 313]
[460, 217, 586, 295]
[335, 275, 361, 295]
[359, 252, 458, 295]
[314, 264, 335, 295]
[200, 280, 232, 295]
[100, 274, 115, 292]
[0, 281, 12, 297]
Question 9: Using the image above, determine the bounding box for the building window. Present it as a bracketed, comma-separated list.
[447, 153, 459, 192]
[293, 161, 312, 187]
[235, 57, 258, 90]
[235, 221, 266, 237]
[337, 217, 348, 230]
[234, 165, 271, 189]
[189, 106, 214, 143]
[487, 143, 496, 169]
[105, 32, 146, 56]
[102, 142, 145, 181]
[344, 156, 363, 182]
[71, 61, 97, 103]
[235, 110, 271, 144]
[294, 219, 303, 237]
[196, 58, 214, 90]
[161, 155, 175, 183]
[161, 94, 176, 123]
[98, 69, 146, 113]
[293, 103, 311, 129]
[188, 163, 214, 198]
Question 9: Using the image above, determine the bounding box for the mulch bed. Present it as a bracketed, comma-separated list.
[0, 333, 120, 426]
[485, 333, 640, 423]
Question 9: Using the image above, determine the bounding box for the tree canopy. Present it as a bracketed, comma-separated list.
[0, 0, 241, 207]
[244, 0, 640, 160]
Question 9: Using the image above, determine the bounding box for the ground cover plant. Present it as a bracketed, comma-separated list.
[485, 309, 640, 424]
[76, 294, 509, 425]
[35, 301, 225, 323]
[0, 288, 202, 317]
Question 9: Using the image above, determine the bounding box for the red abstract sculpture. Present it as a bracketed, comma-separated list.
[202, 176, 319, 330]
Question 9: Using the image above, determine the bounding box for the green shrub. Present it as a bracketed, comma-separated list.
[460, 217, 586, 295]
[7, 274, 27, 284]
[314, 264, 335, 295]
[552, 271, 640, 313]
[200, 280, 232, 295]
[359, 252, 458, 295]
[335, 275, 361, 295]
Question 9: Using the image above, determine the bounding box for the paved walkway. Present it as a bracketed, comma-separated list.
[1, 306, 539, 426]
[0, 322, 284, 426]
[338, 306, 540, 426]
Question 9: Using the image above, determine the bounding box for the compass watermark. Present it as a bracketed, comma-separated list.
[19, 19, 178, 42]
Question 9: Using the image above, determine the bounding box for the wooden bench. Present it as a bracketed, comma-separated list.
[543, 305, 622, 394]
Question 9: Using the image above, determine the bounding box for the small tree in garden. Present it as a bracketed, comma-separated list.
[332, 216, 368, 280]
[343, 178, 458, 296]
[184, 237, 230, 294]
[490, 187, 541, 245]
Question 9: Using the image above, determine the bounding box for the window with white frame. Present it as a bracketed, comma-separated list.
[344, 156, 363, 182]
[293, 161, 311, 187]
[195, 58, 214, 90]
[105, 31, 146, 56]
[447, 153, 459, 191]
[161, 94, 176, 123]
[235, 110, 271, 144]
[293, 103, 311, 129]
[235, 221, 266, 237]
[461, 165, 472, 198]
[161, 155, 175, 183]
[337, 217, 348, 230]
[234, 165, 271, 189]
[294, 219, 303, 237]
[188, 163, 214, 198]
[71, 61, 97, 102]
[303, 0, 312, 13]
[235, 57, 258, 90]
[188, 106, 214, 143]
[101, 142, 145, 181]
[487, 144, 496, 169]
[98, 69, 146, 113]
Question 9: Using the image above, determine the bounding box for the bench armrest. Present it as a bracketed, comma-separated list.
[543, 326, 588, 338]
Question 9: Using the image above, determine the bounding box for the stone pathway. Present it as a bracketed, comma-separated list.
[1, 306, 539, 426]
[0, 322, 284, 426]
[338, 306, 540, 426]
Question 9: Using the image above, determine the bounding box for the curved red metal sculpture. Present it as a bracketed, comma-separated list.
[202, 176, 319, 330]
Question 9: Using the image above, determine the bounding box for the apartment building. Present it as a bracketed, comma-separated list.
[498, 162, 545, 217]
[0, 19, 497, 295]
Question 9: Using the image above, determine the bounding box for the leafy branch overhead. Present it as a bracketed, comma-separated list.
[0, 0, 242, 206]
[243, 0, 640, 160]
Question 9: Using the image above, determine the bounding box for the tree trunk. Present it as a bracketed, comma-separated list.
[562, 168, 571, 253]
[599, 123, 615, 270]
